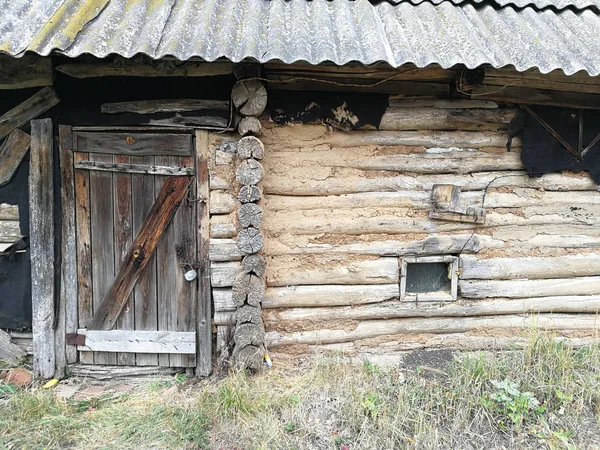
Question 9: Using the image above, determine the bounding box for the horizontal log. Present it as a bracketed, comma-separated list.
[263, 233, 502, 256]
[260, 125, 520, 150]
[213, 288, 234, 312]
[0, 54, 52, 89]
[460, 254, 600, 280]
[261, 207, 599, 236]
[56, 61, 233, 78]
[75, 161, 194, 176]
[262, 295, 600, 323]
[74, 132, 192, 156]
[0, 220, 21, 243]
[76, 330, 196, 354]
[263, 284, 399, 309]
[264, 62, 456, 82]
[266, 77, 451, 96]
[101, 99, 229, 114]
[388, 98, 498, 109]
[264, 148, 524, 174]
[265, 314, 600, 348]
[212, 261, 242, 288]
[264, 189, 600, 212]
[379, 107, 516, 131]
[209, 238, 243, 261]
[518, 234, 600, 249]
[266, 255, 399, 286]
[459, 277, 600, 299]
[212, 256, 399, 287]
[263, 170, 598, 196]
[482, 67, 600, 96]
[210, 215, 237, 238]
[467, 86, 600, 110]
[298, 333, 598, 363]
[0, 204, 19, 221]
[210, 191, 238, 214]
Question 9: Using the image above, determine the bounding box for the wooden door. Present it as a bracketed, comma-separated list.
[67, 131, 199, 367]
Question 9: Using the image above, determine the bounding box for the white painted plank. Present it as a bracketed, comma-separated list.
[77, 330, 196, 354]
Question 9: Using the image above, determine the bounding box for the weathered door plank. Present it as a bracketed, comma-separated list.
[89, 152, 117, 365]
[174, 154, 197, 367]
[74, 132, 192, 156]
[113, 154, 135, 366]
[87, 175, 192, 331]
[131, 155, 159, 366]
[74, 151, 94, 365]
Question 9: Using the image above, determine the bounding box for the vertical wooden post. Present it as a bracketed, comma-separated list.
[195, 130, 212, 377]
[58, 126, 78, 368]
[30, 118, 55, 378]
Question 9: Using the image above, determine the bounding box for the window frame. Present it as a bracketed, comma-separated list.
[399, 255, 459, 302]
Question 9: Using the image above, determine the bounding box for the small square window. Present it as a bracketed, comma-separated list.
[400, 256, 458, 302]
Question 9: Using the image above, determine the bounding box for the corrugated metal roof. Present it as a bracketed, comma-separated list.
[1, 0, 599, 76]
[388, 0, 600, 11]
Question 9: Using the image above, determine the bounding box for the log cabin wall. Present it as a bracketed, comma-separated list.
[209, 93, 600, 366]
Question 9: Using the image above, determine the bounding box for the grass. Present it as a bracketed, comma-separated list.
[1, 332, 600, 449]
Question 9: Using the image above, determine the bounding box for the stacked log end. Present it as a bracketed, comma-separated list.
[230, 79, 267, 371]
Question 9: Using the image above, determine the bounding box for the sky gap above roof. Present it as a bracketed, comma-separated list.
[0, 0, 599, 77]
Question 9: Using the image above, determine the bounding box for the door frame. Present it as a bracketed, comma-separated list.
[58, 126, 212, 376]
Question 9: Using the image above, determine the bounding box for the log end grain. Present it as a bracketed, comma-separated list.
[236, 159, 263, 185]
[242, 254, 266, 277]
[236, 227, 264, 254]
[238, 202, 262, 228]
[237, 136, 264, 160]
[232, 344, 263, 370]
[238, 185, 261, 203]
[232, 80, 267, 117]
[238, 116, 262, 136]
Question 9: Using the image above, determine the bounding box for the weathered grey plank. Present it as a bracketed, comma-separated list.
[102, 99, 229, 114]
[75, 160, 194, 176]
[56, 61, 233, 79]
[0, 220, 21, 243]
[0, 129, 31, 186]
[74, 132, 192, 156]
[77, 330, 196, 354]
[29, 118, 55, 378]
[89, 152, 117, 365]
[196, 130, 212, 377]
[0, 87, 59, 141]
[0, 329, 26, 365]
[74, 151, 94, 365]
[131, 155, 159, 366]
[113, 154, 135, 366]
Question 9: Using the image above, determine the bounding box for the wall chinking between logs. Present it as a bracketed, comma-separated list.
[208, 98, 600, 366]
